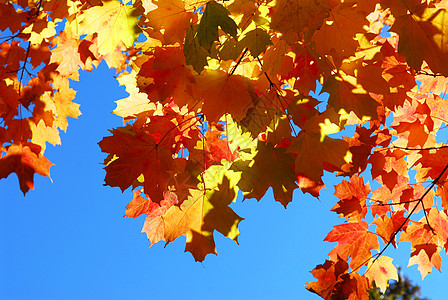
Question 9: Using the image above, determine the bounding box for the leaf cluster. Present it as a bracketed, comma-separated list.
[2, 0, 448, 299]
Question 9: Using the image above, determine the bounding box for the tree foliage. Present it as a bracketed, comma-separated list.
[369, 269, 428, 300]
[1, 0, 448, 298]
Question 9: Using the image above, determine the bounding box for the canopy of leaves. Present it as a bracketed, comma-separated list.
[2, 0, 448, 299]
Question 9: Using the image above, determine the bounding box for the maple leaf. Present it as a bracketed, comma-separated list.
[388, 2, 448, 76]
[364, 256, 398, 293]
[113, 73, 157, 121]
[141, 191, 178, 246]
[0, 2, 26, 33]
[231, 141, 298, 207]
[262, 37, 288, 78]
[190, 127, 238, 169]
[75, 0, 141, 55]
[427, 208, 448, 250]
[409, 244, 442, 279]
[287, 111, 350, 186]
[307, 257, 370, 300]
[286, 43, 321, 95]
[414, 147, 448, 183]
[98, 123, 177, 204]
[138, 46, 197, 107]
[145, 0, 193, 45]
[306, 258, 350, 299]
[369, 149, 409, 191]
[184, 23, 209, 73]
[271, 0, 330, 42]
[436, 181, 448, 213]
[196, 70, 254, 122]
[239, 28, 272, 58]
[29, 119, 61, 154]
[197, 1, 238, 50]
[124, 190, 158, 219]
[51, 75, 81, 132]
[372, 210, 408, 248]
[0, 143, 53, 195]
[312, 4, 368, 59]
[339, 126, 377, 176]
[163, 177, 243, 261]
[400, 221, 436, 251]
[49, 31, 82, 79]
[325, 221, 379, 270]
[332, 175, 370, 222]
[236, 90, 285, 139]
[322, 73, 380, 121]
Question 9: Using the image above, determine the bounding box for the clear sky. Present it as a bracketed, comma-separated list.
[1, 63, 447, 300]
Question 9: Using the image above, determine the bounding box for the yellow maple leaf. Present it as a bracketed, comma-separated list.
[75, 0, 141, 55]
[365, 256, 398, 293]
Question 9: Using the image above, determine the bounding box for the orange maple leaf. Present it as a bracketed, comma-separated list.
[0, 143, 53, 194]
[307, 257, 370, 300]
[325, 221, 379, 270]
[196, 70, 254, 122]
[372, 210, 408, 248]
[332, 175, 370, 222]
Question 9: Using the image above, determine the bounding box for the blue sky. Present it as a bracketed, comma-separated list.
[1, 63, 447, 300]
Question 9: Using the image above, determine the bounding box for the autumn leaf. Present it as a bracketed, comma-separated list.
[388, 2, 448, 76]
[113, 73, 156, 121]
[312, 4, 368, 59]
[231, 141, 298, 207]
[287, 112, 350, 186]
[332, 175, 370, 222]
[184, 23, 209, 73]
[271, 0, 330, 41]
[365, 256, 398, 293]
[190, 127, 238, 169]
[51, 75, 81, 132]
[306, 258, 350, 299]
[98, 123, 177, 204]
[325, 221, 379, 270]
[49, 31, 82, 79]
[322, 73, 380, 121]
[141, 191, 178, 246]
[239, 28, 272, 58]
[306, 257, 370, 300]
[163, 177, 243, 261]
[29, 119, 61, 154]
[409, 244, 442, 279]
[145, 0, 193, 45]
[0, 143, 53, 195]
[414, 148, 448, 183]
[339, 126, 378, 176]
[196, 70, 254, 122]
[197, 1, 238, 50]
[75, 0, 141, 55]
[124, 190, 158, 218]
[372, 210, 408, 248]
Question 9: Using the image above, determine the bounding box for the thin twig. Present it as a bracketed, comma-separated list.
[229, 47, 248, 76]
[392, 145, 448, 151]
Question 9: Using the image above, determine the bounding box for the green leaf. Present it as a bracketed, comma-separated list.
[184, 23, 209, 73]
[197, 1, 238, 50]
[239, 28, 272, 57]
